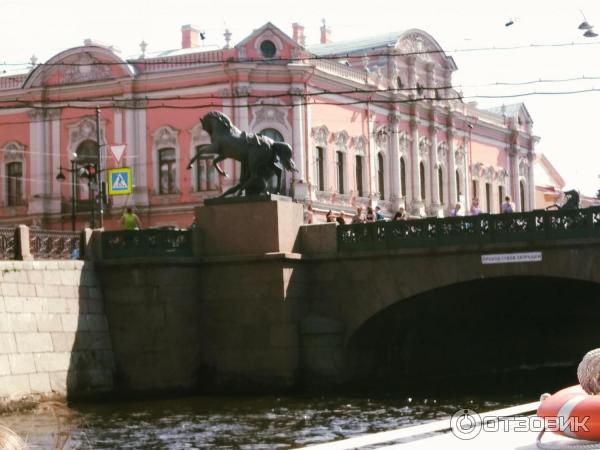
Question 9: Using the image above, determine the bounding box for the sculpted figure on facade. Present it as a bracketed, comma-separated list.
[398, 131, 410, 155]
[437, 141, 448, 163]
[419, 137, 431, 162]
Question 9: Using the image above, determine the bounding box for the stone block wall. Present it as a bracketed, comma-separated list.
[0, 261, 114, 410]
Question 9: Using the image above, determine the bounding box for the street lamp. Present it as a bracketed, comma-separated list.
[56, 161, 99, 231]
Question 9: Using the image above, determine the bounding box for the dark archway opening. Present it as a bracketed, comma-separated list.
[346, 276, 600, 396]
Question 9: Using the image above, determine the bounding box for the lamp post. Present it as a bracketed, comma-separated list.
[56, 161, 99, 231]
[56, 160, 78, 231]
[96, 106, 104, 229]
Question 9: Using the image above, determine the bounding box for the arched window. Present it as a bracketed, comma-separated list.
[456, 170, 461, 203]
[315, 147, 325, 191]
[196, 147, 218, 192]
[400, 157, 406, 197]
[260, 128, 284, 142]
[377, 153, 385, 200]
[485, 182, 492, 213]
[419, 161, 426, 201]
[498, 185, 505, 212]
[6, 162, 23, 207]
[153, 126, 179, 195]
[472, 180, 478, 201]
[438, 167, 444, 205]
[3, 141, 25, 207]
[335, 151, 344, 194]
[159, 148, 177, 194]
[520, 180, 526, 212]
[355, 155, 363, 197]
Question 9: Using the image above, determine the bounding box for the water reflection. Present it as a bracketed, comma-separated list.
[1, 394, 528, 449]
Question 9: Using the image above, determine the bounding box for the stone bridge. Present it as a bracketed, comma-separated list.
[95, 200, 600, 394]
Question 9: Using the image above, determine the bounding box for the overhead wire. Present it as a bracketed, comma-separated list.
[2, 38, 600, 67]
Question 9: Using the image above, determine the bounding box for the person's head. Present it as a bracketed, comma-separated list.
[307, 204, 313, 211]
[356, 207, 362, 214]
[455, 203, 461, 210]
[126, 207, 133, 214]
[375, 206, 381, 211]
[399, 207, 405, 213]
[505, 196, 511, 202]
[367, 206, 373, 213]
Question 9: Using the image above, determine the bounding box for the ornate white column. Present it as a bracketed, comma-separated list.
[114, 108, 123, 144]
[429, 123, 441, 216]
[447, 127, 457, 208]
[409, 116, 422, 214]
[527, 152, 536, 211]
[49, 110, 61, 200]
[509, 146, 520, 212]
[291, 86, 305, 181]
[291, 85, 309, 201]
[28, 109, 49, 215]
[389, 111, 402, 210]
[125, 100, 149, 206]
[368, 114, 378, 197]
[111, 108, 128, 209]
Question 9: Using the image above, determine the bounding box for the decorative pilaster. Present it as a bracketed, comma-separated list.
[409, 116, 422, 214]
[125, 99, 149, 206]
[368, 115, 378, 198]
[389, 111, 402, 210]
[447, 127, 457, 208]
[509, 145, 520, 212]
[527, 153, 535, 211]
[429, 123, 441, 215]
[49, 109, 61, 201]
[27, 110, 49, 215]
[291, 86, 308, 200]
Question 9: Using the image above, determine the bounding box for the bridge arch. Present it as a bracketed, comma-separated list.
[322, 240, 600, 343]
[343, 275, 600, 393]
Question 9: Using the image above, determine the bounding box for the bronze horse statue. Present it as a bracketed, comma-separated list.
[187, 111, 297, 196]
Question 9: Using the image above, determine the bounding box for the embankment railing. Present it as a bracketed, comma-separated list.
[101, 229, 193, 259]
[337, 206, 600, 252]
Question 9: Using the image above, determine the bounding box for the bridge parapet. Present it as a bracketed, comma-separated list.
[337, 207, 600, 252]
[100, 229, 194, 259]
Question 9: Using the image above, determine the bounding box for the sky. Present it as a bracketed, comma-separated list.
[1, 0, 600, 195]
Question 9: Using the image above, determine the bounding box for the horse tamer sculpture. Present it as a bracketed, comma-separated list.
[187, 111, 297, 197]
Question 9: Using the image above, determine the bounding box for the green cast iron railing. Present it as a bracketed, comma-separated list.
[101, 229, 193, 259]
[337, 207, 600, 252]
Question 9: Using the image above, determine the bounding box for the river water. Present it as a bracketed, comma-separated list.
[0, 393, 531, 449]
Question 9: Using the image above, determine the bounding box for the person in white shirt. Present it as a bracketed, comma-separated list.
[450, 203, 462, 216]
[469, 197, 481, 215]
[501, 196, 514, 213]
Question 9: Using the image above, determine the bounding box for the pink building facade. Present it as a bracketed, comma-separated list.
[0, 22, 538, 229]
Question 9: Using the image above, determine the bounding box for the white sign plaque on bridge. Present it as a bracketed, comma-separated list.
[481, 252, 542, 265]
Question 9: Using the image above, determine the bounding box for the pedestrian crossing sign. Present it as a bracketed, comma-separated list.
[107, 167, 132, 196]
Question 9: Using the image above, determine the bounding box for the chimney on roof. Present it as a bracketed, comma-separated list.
[292, 23, 306, 47]
[320, 19, 331, 44]
[181, 24, 202, 49]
